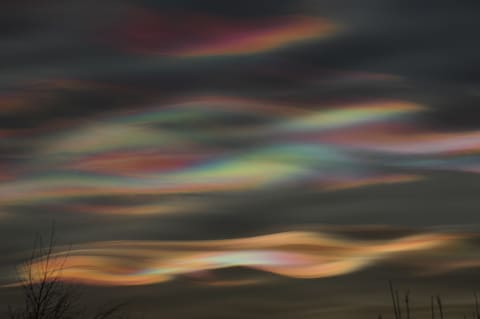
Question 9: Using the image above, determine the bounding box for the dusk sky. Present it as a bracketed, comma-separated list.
[1, 1, 480, 318]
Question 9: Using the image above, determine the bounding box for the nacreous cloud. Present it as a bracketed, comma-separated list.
[9, 230, 465, 286]
[114, 11, 336, 57]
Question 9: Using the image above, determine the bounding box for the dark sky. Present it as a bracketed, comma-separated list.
[1, 1, 480, 318]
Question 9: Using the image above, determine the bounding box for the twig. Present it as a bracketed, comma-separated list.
[431, 296, 435, 319]
[389, 281, 399, 319]
[405, 290, 410, 319]
[436, 295, 444, 319]
[475, 292, 479, 319]
[396, 290, 402, 319]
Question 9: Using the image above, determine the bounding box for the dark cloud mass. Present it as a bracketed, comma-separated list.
[1, 1, 480, 318]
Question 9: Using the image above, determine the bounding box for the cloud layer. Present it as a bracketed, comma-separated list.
[12, 229, 466, 286]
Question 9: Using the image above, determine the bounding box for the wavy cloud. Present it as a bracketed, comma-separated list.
[2, 96, 480, 216]
[116, 12, 336, 57]
[9, 230, 465, 286]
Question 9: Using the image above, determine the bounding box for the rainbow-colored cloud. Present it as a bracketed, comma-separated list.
[116, 12, 336, 57]
[10, 230, 464, 286]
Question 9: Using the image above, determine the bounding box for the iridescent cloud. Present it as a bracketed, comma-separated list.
[3, 95, 480, 216]
[68, 150, 211, 176]
[320, 126, 480, 155]
[117, 11, 336, 57]
[272, 101, 422, 134]
[11, 230, 464, 286]
[66, 198, 204, 216]
[322, 174, 423, 191]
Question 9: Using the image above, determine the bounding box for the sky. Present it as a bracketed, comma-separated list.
[1, 1, 480, 318]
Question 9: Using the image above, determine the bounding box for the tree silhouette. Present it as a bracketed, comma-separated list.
[7, 225, 129, 319]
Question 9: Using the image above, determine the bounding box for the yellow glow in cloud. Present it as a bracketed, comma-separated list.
[13, 230, 463, 286]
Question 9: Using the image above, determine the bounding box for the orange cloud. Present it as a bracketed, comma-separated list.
[12, 230, 463, 286]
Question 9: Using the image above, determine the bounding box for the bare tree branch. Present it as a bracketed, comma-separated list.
[7, 225, 130, 319]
